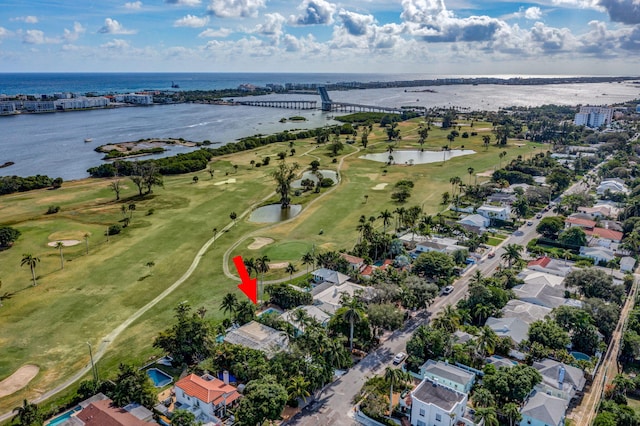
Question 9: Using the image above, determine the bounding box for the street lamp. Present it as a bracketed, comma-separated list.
[87, 342, 98, 383]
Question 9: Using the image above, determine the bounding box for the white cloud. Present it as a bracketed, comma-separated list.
[199, 27, 233, 37]
[98, 18, 137, 35]
[101, 39, 131, 49]
[337, 9, 375, 36]
[288, 0, 337, 25]
[207, 0, 265, 18]
[22, 29, 60, 44]
[251, 13, 286, 39]
[174, 15, 210, 27]
[0, 27, 10, 40]
[598, 0, 640, 24]
[524, 7, 543, 19]
[124, 1, 143, 9]
[166, 0, 202, 5]
[63, 22, 86, 42]
[12, 16, 39, 24]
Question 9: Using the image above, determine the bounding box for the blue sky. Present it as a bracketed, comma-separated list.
[1, 0, 639, 74]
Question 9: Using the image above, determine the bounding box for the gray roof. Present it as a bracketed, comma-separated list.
[486, 355, 518, 369]
[521, 392, 567, 425]
[486, 317, 529, 344]
[224, 321, 288, 358]
[621, 257, 636, 271]
[421, 360, 475, 387]
[457, 214, 488, 228]
[501, 300, 552, 324]
[453, 330, 475, 344]
[533, 359, 586, 392]
[123, 403, 154, 421]
[312, 268, 350, 285]
[412, 379, 464, 411]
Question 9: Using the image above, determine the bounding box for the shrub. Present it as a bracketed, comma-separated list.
[107, 224, 122, 235]
[320, 178, 334, 188]
[0, 226, 21, 248]
[46, 205, 60, 214]
[147, 208, 155, 216]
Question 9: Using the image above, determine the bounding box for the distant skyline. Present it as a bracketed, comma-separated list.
[1, 0, 639, 75]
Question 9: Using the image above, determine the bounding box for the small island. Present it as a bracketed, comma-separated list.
[95, 138, 198, 160]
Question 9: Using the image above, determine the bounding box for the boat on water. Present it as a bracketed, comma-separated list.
[84, 138, 93, 143]
[171, 81, 180, 88]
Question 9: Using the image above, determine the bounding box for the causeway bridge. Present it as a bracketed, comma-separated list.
[235, 86, 408, 114]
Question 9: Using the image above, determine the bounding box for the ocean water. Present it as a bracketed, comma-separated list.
[1, 73, 639, 180]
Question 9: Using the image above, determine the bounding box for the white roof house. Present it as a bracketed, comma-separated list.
[486, 317, 529, 344]
[279, 305, 331, 333]
[621, 256, 636, 273]
[579, 246, 615, 265]
[513, 271, 575, 309]
[596, 179, 629, 195]
[477, 205, 511, 222]
[224, 321, 288, 358]
[501, 299, 552, 324]
[415, 237, 467, 255]
[311, 268, 351, 285]
[457, 214, 490, 229]
[520, 391, 568, 426]
[312, 281, 365, 316]
[409, 379, 477, 426]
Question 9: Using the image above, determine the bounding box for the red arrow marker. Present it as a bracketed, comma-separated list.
[233, 255, 257, 304]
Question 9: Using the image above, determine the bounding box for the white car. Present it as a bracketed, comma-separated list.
[393, 352, 407, 365]
[443, 285, 454, 295]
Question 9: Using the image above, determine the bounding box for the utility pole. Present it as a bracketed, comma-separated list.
[87, 342, 98, 384]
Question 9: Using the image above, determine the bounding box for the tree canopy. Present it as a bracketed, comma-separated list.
[235, 375, 288, 426]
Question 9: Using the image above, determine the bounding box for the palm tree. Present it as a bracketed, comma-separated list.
[384, 367, 410, 417]
[55, 241, 65, 269]
[378, 210, 393, 233]
[472, 388, 495, 408]
[562, 249, 572, 266]
[432, 304, 460, 332]
[477, 326, 498, 356]
[21, 254, 40, 286]
[498, 151, 507, 169]
[467, 167, 475, 186]
[501, 243, 523, 268]
[301, 251, 314, 275]
[475, 407, 499, 426]
[12, 399, 42, 426]
[287, 375, 310, 404]
[502, 402, 522, 426]
[441, 191, 451, 208]
[394, 207, 407, 231]
[342, 297, 364, 351]
[220, 293, 238, 317]
[473, 304, 494, 325]
[229, 211, 237, 225]
[84, 233, 90, 255]
[256, 255, 270, 299]
[482, 135, 491, 151]
[285, 263, 297, 282]
[470, 270, 483, 286]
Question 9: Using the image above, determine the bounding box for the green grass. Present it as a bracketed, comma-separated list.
[0, 117, 538, 414]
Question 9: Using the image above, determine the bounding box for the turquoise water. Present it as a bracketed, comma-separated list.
[259, 307, 283, 316]
[46, 406, 81, 426]
[147, 368, 173, 387]
[570, 351, 591, 361]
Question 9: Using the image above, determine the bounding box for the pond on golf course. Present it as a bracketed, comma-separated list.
[249, 204, 302, 223]
[359, 149, 476, 164]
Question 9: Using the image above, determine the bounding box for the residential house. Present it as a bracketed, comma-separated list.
[61, 398, 156, 426]
[519, 391, 568, 426]
[486, 192, 517, 205]
[501, 299, 552, 324]
[564, 217, 624, 248]
[312, 280, 366, 315]
[486, 355, 518, 369]
[418, 360, 476, 394]
[485, 316, 530, 344]
[224, 321, 288, 358]
[477, 205, 511, 222]
[621, 256, 636, 272]
[513, 271, 577, 309]
[173, 373, 241, 425]
[453, 330, 475, 344]
[457, 214, 490, 230]
[527, 257, 573, 277]
[596, 178, 629, 195]
[280, 305, 331, 334]
[577, 205, 619, 219]
[565, 217, 597, 230]
[579, 246, 615, 265]
[532, 359, 586, 401]
[311, 268, 350, 285]
[415, 237, 467, 255]
[339, 253, 366, 273]
[409, 379, 478, 426]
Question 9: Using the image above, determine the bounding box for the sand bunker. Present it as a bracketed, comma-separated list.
[214, 178, 237, 186]
[476, 170, 494, 177]
[372, 183, 388, 190]
[47, 239, 81, 247]
[0, 365, 39, 399]
[269, 262, 288, 269]
[248, 237, 274, 250]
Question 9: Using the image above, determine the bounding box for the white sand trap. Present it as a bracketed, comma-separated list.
[269, 262, 288, 269]
[248, 237, 274, 250]
[372, 183, 388, 190]
[47, 239, 81, 247]
[214, 178, 237, 186]
[0, 365, 39, 399]
[476, 170, 494, 177]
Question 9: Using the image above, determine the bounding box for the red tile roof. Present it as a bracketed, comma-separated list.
[76, 400, 148, 426]
[565, 217, 596, 228]
[175, 374, 241, 406]
[585, 227, 624, 242]
[528, 256, 552, 268]
[360, 265, 374, 276]
[340, 253, 365, 265]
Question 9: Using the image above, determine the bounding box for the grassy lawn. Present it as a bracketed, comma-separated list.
[0, 116, 537, 413]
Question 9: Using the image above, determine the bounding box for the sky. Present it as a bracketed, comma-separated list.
[0, 0, 639, 74]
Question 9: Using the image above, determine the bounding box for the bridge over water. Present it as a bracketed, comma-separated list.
[237, 86, 408, 114]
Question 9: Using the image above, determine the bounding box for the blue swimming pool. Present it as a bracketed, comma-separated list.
[46, 406, 81, 426]
[147, 368, 173, 387]
[258, 307, 282, 316]
[571, 351, 591, 361]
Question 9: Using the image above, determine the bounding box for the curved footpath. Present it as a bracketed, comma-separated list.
[0, 143, 362, 423]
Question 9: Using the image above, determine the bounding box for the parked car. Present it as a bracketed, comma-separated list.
[527, 221, 534, 226]
[488, 251, 496, 258]
[443, 285, 454, 295]
[393, 352, 407, 365]
[536, 214, 542, 219]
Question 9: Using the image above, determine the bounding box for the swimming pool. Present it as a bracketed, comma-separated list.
[46, 406, 81, 426]
[258, 307, 283, 316]
[570, 351, 591, 361]
[147, 368, 173, 387]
